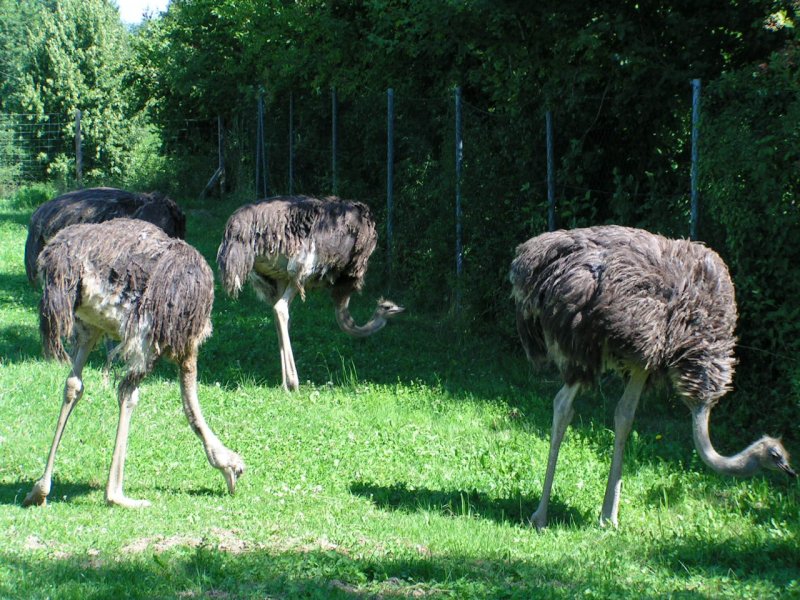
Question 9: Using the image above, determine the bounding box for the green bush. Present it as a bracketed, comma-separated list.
[9, 182, 57, 210]
[699, 39, 800, 434]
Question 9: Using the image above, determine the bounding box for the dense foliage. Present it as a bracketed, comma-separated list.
[1, 0, 799, 434]
[699, 34, 800, 424]
[0, 0, 151, 183]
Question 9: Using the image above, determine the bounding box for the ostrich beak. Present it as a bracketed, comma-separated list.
[377, 298, 405, 317]
[779, 462, 797, 478]
[222, 459, 245, 494]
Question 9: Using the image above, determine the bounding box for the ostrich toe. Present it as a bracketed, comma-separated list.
[529, 509, 547, 531]
[106, 494, 152, 508]
[22, 481, 49, 507]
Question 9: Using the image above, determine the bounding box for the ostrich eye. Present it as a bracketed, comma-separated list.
[769, 448, 781, 460]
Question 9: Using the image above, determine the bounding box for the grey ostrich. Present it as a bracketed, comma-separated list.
[25, 187, 186, 285]
[23, 219, 244, 508]
[217, 195, 404, 391]
[509, 225, 796, 529]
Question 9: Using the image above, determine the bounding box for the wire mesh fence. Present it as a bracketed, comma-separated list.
[1, 84, 701, 314]
[0, 114, 68, 186]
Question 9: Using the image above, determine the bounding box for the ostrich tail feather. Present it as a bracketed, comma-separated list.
[216, 236, 254, 298]
[38, 245, 78, 362]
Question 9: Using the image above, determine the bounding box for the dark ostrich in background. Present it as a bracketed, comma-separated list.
[24, 187, 186, 285]
[510, 225, 795, 529]
[217, 195, 404, 391]
[23, 219, 244, 508]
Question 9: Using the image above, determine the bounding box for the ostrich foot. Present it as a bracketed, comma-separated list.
[106, 494, 151, 508]
[22, 480, 50, 507]
[528, 508, 547, 531]
[282, 376, 299, 393]
[599, 514, 618, 529]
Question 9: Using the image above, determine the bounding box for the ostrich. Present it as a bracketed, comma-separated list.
[25, 186, 186, 285]
[217, 195, 404, 391]
[23, 218, 244, 508]
[509, 225, 795, 529]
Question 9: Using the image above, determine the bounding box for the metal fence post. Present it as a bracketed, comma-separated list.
[386, 88, 395, 288]
[200, 115, 226, 199]
[255, 89, 269, 198]
[218, 115, 225, 195]
[690, 78, 701, 240]
[546, 110, 555, 231]
[288, 92, 294, 195]
[74, 109, 82, 187]
[331, 86, 338, 195]
[454, 86, 463, 310]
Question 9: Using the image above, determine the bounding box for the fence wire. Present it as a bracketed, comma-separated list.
[0, 114, 66, 185]
[1, 86, 700, 314]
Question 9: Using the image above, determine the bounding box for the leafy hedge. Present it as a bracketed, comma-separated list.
[699, 39, 800, 429]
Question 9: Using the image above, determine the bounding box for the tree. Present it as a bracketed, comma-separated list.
[1, 0, 136, 181]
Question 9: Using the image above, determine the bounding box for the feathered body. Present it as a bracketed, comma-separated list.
[217, 195, 377, 303]
[510, 225, 794, 529]
[510, 225, 737, 406]
[217, 195, 402, 391]
[25, 187, 186, 284]
[39, 219, 211, 370]
[25, 218, 243, 508]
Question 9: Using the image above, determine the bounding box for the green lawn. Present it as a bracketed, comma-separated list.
[0, 191, 797, 598]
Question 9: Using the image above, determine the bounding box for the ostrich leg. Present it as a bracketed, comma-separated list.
[179, 355, 244, 494]
[272, 284, 299, 391]
[599, 369, 648, 528]
[530, 383, 580, 529]
[106, 373, 149, 508]
[23, 327, 101, 507]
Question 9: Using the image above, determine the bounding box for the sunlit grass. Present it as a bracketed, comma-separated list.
[0, 191, 797, 598]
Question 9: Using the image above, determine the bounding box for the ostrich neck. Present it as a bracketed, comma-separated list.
[691, 405, 761, 477]
[334, 296, 386, 338]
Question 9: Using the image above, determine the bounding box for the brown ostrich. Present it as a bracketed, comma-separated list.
[217, 195, 404, 391]
[23, 219, 244, 508]
[510, 225, 795, 529]
[25, 187, 186, 285]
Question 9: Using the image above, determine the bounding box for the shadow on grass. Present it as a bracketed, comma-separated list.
[0, 549, 571, 599]
[0, 270, 38, 297]
[0, 324, 40, 362]
[349, 481, 590, 528]
[0, 268, 42, 363]
[2, 533, 797, 599]
[200, 287, 534, 396]
[648, 535, 800, 586]
[151, 483, 229, 499]
[0, 480, 95, 507]
[0, 209, 32, 229]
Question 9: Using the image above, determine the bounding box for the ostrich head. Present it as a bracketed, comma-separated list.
[756, 436, 796, 477]
[374, 298, 405, 321]
[334, 296, 404, 339]
[208, 446, 244, 495]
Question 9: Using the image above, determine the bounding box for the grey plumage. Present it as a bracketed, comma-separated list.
[25, 187, 186, 284]
[511, 225, 737, 404]
[511, 225, 795, 529]
[39, 219, 211, 366]
[217, 195, 404, 391]
[217, 195, 377, 301]
[25, 218, 243, 508]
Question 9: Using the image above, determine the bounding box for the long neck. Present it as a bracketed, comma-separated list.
[334, 296, 387, 338]
[691, 404, 762, 477]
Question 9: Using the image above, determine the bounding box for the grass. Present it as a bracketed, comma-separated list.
[0, 189, 798, 598]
